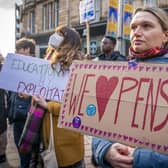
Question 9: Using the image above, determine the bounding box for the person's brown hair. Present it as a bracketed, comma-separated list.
[15, 37, 36, 56]
[133, 6, 168, 48]
[45, 25, 85, 73]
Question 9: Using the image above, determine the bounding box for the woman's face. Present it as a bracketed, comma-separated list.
[130, 11, 168, 52]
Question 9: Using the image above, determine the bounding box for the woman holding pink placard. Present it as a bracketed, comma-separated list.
[92, 6, 168, 168]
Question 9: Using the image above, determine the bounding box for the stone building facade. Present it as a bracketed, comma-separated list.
[17, 0, 168, 58]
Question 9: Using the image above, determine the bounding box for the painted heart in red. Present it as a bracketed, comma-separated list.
[96, 76, 118, 121]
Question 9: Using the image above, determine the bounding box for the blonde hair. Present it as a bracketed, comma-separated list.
[45, 25, 85, 73]
[134, 6, 168, 48]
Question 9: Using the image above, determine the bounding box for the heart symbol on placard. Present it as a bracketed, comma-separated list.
[96, 76, 118, 121]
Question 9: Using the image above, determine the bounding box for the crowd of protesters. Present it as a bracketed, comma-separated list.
[0, 6, 168, 168]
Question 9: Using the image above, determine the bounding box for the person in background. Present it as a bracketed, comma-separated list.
[95, 35, 125, 61]
[33, 25, 85, 168]
[92, 6, 168, 168]
[7, 38, 39, 168]
[92, 36, 126, 167]
[0, 53, 8, 164]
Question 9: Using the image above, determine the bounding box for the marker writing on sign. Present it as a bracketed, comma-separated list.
[68, 73, 168, 132]
[17, 81, 64, 101]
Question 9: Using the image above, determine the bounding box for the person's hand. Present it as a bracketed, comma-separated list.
[105, 143, 134, 168]
[18, 93, 30, 99]
[33, 95, 48, 109]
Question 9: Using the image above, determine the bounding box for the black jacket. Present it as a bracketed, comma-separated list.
[7, 92, 31, 124]
[98, 51, 126, 61]
[0, 64, 7, 134]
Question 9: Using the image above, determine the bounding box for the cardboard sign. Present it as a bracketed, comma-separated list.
[0, 53, 69, 102]
[58, 60, 168, 155]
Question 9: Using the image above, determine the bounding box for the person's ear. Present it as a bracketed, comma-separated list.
[111, 44, 115, 50]
[163, 30, 168, 45]
[24, 48, 31, 55]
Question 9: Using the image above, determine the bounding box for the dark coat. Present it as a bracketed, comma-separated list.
[7, 92, 31, 123]
[98, 51, 126, 61]
[0, 64, 7, 134]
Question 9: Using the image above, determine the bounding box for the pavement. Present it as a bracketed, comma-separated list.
[0, 124, 19, 168]
[0, 124, 96, 168]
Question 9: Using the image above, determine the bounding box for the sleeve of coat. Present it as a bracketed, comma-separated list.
[133, 148, 168, 168]
[92, 136, 115, 168]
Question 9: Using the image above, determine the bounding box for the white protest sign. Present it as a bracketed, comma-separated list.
[79, 0, 95, 23]
[0, 53, 69, 102]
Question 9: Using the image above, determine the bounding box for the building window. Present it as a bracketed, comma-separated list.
[39, 45, 47, 58]
[48, 2, 53, 30]
[15, 4, 21, 40]
[83, 40, 99, 57]
[54, 1, 59, 27]
[164, 8, 168, 14]
[29, 10, 35, 33]
[43, 0, 59, 32]
[90, 41, 98, 55]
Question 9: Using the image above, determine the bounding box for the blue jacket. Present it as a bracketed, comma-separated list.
[92, 53, 168, 168]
